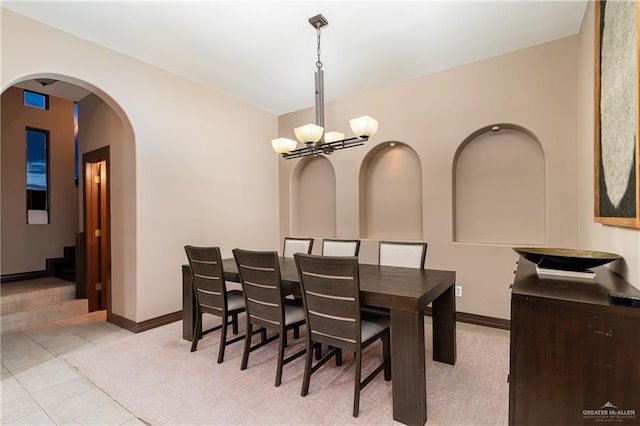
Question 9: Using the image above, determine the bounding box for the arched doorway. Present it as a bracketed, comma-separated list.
[1, 75, 136, 324]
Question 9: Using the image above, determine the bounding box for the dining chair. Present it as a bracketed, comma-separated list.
[362, 240, 429, 317]
[283, 237, 314, 258]
[232, 248, 306, 387]
[315, 238, 361, 359]
[294, 253, 391, 417]
[378, 240, 428, 268]
[321, 238, 361, 257]
[184, 245, 245, 363]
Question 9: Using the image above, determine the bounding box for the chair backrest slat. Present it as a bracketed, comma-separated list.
[295, 254, 360, 351]
[184, 246, 227, 314]
[321, 239, 361, 257]
[378, 241, 428, 269]
[233, 249, 284, 329]
[283, 237, 314, 258]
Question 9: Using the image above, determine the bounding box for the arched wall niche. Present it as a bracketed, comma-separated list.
[452, 123, 546, 245]
[290, 155, 336, 237]
[359, 141, 423, 239]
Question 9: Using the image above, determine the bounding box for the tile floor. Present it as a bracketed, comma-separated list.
[1, 311, 146, 425]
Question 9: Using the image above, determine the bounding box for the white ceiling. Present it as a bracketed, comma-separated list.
[3, 1, 588, 115]
[13, 79, 93, 102]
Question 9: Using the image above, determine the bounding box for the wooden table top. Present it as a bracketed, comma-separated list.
[222, 257, 455, 313]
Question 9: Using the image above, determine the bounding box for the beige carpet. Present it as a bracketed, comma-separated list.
[63, 317, 509, 425]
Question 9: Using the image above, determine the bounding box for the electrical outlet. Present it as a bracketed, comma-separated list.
[455, 285, 463, 297]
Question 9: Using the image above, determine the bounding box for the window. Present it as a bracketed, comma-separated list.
[23, 90, 48, 110]
[26, 128, 49, 224]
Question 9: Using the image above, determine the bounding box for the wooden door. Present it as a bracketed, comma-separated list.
[83, 147, 110, 312]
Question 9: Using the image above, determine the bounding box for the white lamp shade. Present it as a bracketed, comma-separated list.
[323, 131, 345, 143]
[271, 137, 298, 154]
[294, 123, 324, 143]
[349, 115, 379, 138]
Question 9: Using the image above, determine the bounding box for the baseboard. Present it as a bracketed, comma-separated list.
[107, 312, 138, 332]
[424, 307, 510, 330]
[1, 270, 51, 283]
[137, 311, 183, 332]
[106, 308, 508, 334]
[108, 311, 183, 333]
[456, 311, 510, 330]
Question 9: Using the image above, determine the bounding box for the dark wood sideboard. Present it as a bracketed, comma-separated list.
[509, 258, 640, 425]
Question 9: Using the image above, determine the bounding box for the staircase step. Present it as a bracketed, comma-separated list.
[1, 278, 76, 315]
[56, 268, 76, 283]
[1, 299, 88, 332]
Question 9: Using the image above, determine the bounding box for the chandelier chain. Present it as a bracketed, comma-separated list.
[316, 26, 323, 69]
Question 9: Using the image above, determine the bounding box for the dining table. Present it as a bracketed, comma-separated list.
[181, 257, 457, 426]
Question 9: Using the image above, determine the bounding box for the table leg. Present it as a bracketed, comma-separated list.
[182, 265, 195, 341]
[432, 284, 456, 364]
[390, 309, 427, 426]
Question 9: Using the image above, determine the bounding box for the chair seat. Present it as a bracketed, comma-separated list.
[361, 305, 390, 317]
[227, 290, 245, 312]
[284, 304, 305, 326]
[361, 317, 390, 342]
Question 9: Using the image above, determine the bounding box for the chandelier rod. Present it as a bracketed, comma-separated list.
[311, 15, 327, 137]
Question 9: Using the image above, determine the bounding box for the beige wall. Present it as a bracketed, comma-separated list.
[577, 1, 640, 288]
[5, 4, 636, 326]
[78, 94, 137, 319]
[2, 9, 280, 322]
[279, 36, 581, 320]
[1, 87, 78, 274]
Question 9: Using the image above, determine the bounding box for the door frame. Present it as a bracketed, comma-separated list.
[82, 145, 111, 315]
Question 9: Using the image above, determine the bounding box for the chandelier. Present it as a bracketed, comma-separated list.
[271, 14, 379, 159]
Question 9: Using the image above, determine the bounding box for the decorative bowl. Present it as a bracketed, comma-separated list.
[512, 247, 621, 271]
